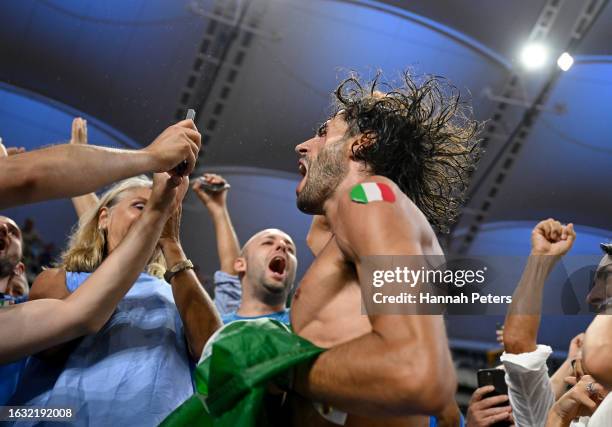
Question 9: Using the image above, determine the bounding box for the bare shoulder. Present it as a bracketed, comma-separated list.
[334, 176, 437, 258]
[338, 175, 418, 213]
[30, 268, 69, 300]
[336, 175, 426, 232]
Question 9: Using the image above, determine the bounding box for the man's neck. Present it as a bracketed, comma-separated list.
[236, 297, 285, 318]
[236, 277, 286, 317]
[323, 163, 369, 223]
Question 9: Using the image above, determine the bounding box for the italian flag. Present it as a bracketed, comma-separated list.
[160, 319, 324, 427]
[350, 182, 395, 204]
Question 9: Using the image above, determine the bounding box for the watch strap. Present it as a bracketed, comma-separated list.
[164, 259, 194, 283]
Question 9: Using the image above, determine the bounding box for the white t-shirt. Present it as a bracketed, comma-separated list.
[500, 345, 611, 427]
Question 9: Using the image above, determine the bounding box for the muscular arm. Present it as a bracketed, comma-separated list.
[294, 182, 455, 416]
[0, 145, 155, 209]
[161, 241, 222, 360]
[209, 208, 240, 274]
[502, 256, 558, 354]
[503, 220, 575, 354]
[193, 175, 240, 274]
[0, 194, 173, 363]
[0, 119, 201, 210]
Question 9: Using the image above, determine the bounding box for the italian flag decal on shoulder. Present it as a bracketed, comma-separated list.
[350, 182, 396, 204]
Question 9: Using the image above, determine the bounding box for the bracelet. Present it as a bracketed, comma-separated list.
[164, 259, 194, 283]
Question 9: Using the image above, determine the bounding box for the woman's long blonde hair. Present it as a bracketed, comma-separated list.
[60, 176, 166, 278]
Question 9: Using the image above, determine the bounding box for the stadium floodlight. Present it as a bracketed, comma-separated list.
[520, 43, 548, 69]
[557, 52, 574, 71]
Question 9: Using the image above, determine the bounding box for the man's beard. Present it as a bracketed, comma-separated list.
[254, 274, 289, 307]
[0, 255, 18, 279]
[297, 142, 349, 214]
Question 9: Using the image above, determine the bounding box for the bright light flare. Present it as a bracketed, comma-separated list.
[520, 43, 548, 69]
[557, 52, 574, 71]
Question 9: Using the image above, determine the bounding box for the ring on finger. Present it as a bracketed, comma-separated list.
[586, 382, 596, 395]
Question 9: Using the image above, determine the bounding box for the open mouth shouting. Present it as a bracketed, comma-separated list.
[296, 159, 308, 194]
[268, 254, 287, 282]
[0, 236, 8, 256]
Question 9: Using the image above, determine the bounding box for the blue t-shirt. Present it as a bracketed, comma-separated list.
[222, 309, 291, 325]
[10, 272, 194, 426]
[0, 359, 26, 405]
[0, 294, 27, 404]
[213, 270, 242, 315]
[429, 414, 465, 426]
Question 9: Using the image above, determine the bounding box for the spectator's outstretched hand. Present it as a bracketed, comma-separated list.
[160, 177, 189, 245]
[531, 219, 576, 257]
[70, 117, 88, 145]
[144, 119, 201, 176]
[549, 375, 607, 423]
[192, 173, 230, 213]
[466, 385, 514, 426]
[147, 173, 189, 220]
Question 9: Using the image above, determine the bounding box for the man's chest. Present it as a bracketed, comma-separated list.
[290, 238, 371, 348]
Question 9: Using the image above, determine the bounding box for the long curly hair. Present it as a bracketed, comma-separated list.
[333, 71, 482, 233]
[60, 176, 166, 278]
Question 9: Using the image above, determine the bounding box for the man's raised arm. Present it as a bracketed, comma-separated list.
[0, 119, 201, 209]
[503, 219, 575, 354]
[67, 117, 101, 218]
[192, 173, 240, 274]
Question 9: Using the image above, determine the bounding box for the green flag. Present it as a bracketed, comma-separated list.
[160, 319, 324, 427]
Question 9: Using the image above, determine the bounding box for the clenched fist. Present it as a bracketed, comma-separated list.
[531, 218, 576, 257]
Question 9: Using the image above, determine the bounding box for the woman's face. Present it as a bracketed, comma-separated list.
[98, 187, 152, 254]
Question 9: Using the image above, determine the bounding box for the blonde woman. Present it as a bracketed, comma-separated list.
[10, 175, 221, 426]
[0, 173, 184, 362]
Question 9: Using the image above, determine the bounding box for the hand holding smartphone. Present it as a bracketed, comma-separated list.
[172, 109, 197, 176]
[476, 369, 513, 427]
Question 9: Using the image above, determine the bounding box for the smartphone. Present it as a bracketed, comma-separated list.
[195, 178, 230, 193]
[173, 109, 197, 176]
[476, 368, 511, 427]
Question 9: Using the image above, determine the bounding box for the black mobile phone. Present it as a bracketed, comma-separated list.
[195, 178, 230, 193]
[476, 368, 511, 427]
[172, 109, 197, 176]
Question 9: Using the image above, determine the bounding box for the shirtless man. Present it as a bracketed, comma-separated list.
[288, 73, 481, 426]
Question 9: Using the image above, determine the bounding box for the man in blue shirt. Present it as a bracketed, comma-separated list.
[0, 216, 28, 404]
[193, 174, 296, 324]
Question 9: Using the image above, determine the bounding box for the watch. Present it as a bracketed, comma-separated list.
[164, 259, 194, 283]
